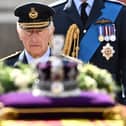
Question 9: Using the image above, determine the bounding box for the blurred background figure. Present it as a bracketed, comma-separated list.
[51, 35, 64, 56]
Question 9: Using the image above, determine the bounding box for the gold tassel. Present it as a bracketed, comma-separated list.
[63, 24, 80, 58]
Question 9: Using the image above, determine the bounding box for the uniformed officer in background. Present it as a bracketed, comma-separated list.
[1, 2, 55, 66]
[52, 0, 126, 103]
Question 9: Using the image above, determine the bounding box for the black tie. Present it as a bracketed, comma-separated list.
[81, 2, 88, 26]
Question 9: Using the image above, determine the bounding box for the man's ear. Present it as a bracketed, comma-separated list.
[52, 25, 55, 33]
[50, 25, 55, 34]
[17, 30, 22, 41]
[16, 23, 22, 41]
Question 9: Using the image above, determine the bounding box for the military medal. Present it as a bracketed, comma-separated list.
[98, 25, 104, 42]
[110, 24, 116, 42]
[99, 35, 104, 42]
[110, 35, 116, 42]
[104, 25, 110, 42]
[101, 43, 115, 60]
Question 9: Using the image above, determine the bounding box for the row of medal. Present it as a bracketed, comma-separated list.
[98, 24, 116, 60]
[98, 24, 116, 42]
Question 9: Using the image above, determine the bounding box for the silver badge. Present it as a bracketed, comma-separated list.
[104, 35, 110, 42]
[110, 35, 116, 42]
[110, 24, 116, 42]
[101, 43, 115, 60]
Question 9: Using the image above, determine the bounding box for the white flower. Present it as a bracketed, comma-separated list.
[10, 69, 22, 80]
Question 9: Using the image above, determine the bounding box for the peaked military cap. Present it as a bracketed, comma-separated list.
[14, 3, 55, 29]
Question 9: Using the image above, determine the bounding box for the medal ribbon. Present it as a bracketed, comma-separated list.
[78, 2, 122, 63]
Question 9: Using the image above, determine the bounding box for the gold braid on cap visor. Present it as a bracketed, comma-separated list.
[19, 21, 50, 29]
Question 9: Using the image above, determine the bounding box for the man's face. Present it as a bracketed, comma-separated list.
[17, 26, 54, 58]
[81, 0, 87, 2]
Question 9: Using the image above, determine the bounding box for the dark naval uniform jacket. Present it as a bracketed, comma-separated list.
[53, 0, 126, 102]
[2, 51, 29, 66]
[1, 49, 52, 67]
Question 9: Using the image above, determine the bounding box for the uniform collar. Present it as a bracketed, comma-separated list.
[63, 0, 104, 30]
[24, 47, 50, 64]
[73, 0, 94, 15]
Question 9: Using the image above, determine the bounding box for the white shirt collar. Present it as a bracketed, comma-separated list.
[73, 0, 94, 15]
[24, 47, 50, 64]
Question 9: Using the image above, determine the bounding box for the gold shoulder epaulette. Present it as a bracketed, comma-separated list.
[63, 24, 80, 58]
[49, 0, 67, 7]
[107, 0, 126, 6]
[0, 51, 21, 61]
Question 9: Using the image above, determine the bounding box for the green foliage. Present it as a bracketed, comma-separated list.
[77, 64, 119, 94]
[0, 61, 119, 95]
[0, 61, 37, 94]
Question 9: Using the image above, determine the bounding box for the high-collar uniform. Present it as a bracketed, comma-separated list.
[3, 48, 51, 66]
[53, 0, 126, 103]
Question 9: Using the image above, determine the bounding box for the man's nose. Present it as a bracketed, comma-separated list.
[31, 30, 38, 34]
[30, 33, 38, 41]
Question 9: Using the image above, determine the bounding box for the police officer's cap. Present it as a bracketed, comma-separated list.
[14, 3, 55, 29]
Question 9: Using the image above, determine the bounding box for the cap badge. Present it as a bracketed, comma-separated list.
[101, 43, 115, 60]
[29, 7, 38, 19]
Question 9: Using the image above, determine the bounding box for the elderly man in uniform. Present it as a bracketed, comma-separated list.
[2, 3, 55, 66]
[52, 0, 126, 103]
